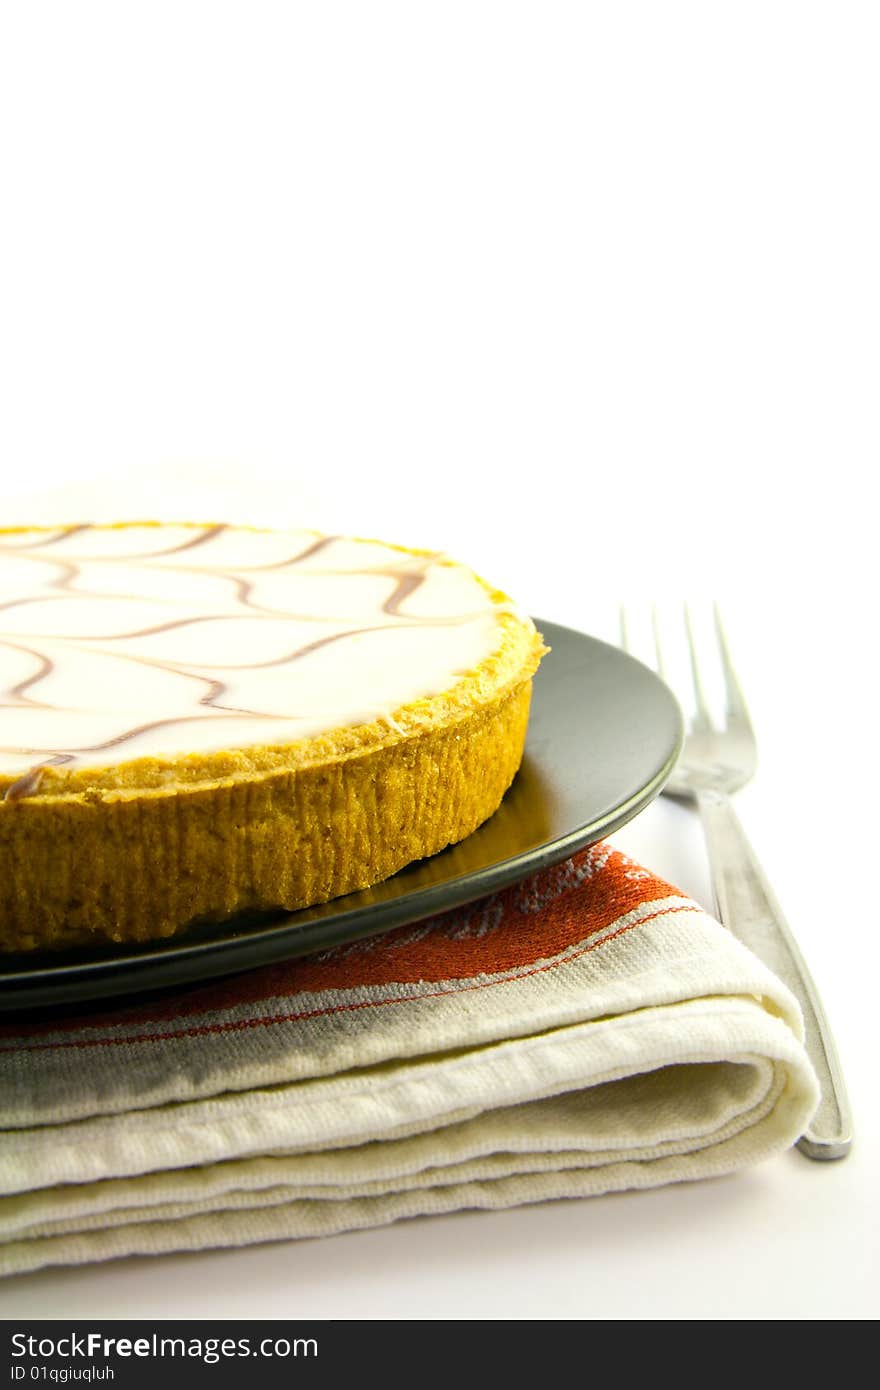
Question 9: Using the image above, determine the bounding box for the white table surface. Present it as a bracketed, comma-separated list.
[1, 2, 877, 1320]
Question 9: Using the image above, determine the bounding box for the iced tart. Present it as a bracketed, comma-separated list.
[0, 523, 545, 952]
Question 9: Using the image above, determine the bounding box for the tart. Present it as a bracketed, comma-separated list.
[0, 523, 545, 952]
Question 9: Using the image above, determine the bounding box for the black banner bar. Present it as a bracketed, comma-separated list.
[2, 1321, 559, 1385]
[4, 1322, 337, 1387]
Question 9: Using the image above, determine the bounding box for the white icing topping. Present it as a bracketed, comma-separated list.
[0, 526, 519, 779]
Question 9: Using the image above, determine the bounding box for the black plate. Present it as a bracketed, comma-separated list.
[0, 621, 682, 1013]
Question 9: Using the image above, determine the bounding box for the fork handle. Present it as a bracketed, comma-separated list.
[696, 789, 852, 1161]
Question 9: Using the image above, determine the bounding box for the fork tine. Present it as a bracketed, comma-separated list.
[713, 603, 754, 733]
[650, 603, 667, 681]
[684, 603, 712, 731]
[619, 604, 673, 684]
[618, 604, 630, 654]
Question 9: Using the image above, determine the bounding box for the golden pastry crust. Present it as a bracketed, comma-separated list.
[0, 524, 546, 951]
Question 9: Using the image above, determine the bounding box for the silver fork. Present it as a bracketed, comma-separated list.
[621, 603, 852, 1161]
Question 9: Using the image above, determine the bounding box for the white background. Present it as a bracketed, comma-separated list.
[1, 1, 877, 1320]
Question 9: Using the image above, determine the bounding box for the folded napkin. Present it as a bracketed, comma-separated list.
[0, 842, 818, 1277]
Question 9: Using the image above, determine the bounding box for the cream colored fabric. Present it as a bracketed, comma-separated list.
[0, 849, 818, 1276]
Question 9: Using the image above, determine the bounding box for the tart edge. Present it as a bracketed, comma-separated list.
[1, 676, 536, 951]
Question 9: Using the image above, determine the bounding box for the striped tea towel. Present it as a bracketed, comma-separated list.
[0, 842, 818, 1276]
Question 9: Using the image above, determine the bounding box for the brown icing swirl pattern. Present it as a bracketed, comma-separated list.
[0, 524, 517, 795]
